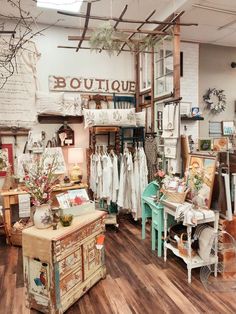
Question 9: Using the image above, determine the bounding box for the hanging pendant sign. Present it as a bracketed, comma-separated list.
[49, 75, 136, 94]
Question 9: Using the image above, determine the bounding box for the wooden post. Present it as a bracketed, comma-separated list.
[135, 51, 140, 111]
[173, 18, 181, 99]
[151, 47, 155, 132]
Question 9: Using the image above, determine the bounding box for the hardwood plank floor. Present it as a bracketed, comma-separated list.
[0, 216, 236, 314]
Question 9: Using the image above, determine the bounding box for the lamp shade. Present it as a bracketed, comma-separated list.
[68, 148, 84, 164]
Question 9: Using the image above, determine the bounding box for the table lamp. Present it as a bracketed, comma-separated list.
[68, 148, 84, 183]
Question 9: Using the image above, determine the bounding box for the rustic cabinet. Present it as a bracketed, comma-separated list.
[22, 211, 106, 313]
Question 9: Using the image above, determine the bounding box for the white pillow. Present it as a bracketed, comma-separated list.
[197, 225, 215, 262]
[63, 93, 82, 116]
[135, 111, 146, 127]
[83, 108, 136, 128]
[36, 91, 63, 115]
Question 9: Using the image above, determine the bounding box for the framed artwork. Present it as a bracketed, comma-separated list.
[222, 121, 235, 136]
[186, 154, 217, 208]
[213, 137, 228, 152]
[198, 138, 212, 151]
[209, 121, 222, 138]
[191, 107, 200, 117]
[0, 144, 14, 176]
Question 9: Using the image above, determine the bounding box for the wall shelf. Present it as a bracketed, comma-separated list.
[38, 114, 84, 124]
[181, 116, 204, 121]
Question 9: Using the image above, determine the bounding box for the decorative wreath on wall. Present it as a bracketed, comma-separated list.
[203, 88, 226, 114]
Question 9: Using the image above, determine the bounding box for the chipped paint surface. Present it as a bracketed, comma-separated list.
[23, 213, 106, 313]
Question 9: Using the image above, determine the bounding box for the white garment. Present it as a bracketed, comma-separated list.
[127, 152, 137, 213]
[102, 155, 113, 201]
[89, 154, 97, 193]
[139, 147, 148, 197]
[111, 154, 119, 203]
[133, 151, 140, 220]
[162, 104, 180, 139]
[163, 104, 175, 130]
[117, 155, 124, 208]
[96, 155, 103, 199]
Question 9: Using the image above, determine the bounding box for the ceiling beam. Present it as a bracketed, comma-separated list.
[0, 31, 16, 34]
[192, 4, 236, 15]
[76, 2, 91, 52]
[114, 5, 128, 29]
[57, 10, 198, 26]
[67, 36, 146, 43]
[68, 28, 168, 40]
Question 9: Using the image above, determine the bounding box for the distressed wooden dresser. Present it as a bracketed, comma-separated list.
[22, 211, 106, 313]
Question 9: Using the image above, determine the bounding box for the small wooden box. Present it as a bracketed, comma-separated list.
[60, 201, 95, 217]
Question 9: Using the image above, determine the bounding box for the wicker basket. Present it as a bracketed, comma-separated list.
[163, 188, 189, 204]
[11, 228, 22, 246]
[178, 233, 196, 257]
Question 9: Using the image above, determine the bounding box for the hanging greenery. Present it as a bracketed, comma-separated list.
[138, 36, 159, 52]
[203, 88, 226, 114]
[89, 22, 128, 56]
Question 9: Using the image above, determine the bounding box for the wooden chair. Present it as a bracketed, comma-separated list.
[113, 95, 136, 109]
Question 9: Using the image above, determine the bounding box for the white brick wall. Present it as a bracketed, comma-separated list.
[180, 42, 199, 141]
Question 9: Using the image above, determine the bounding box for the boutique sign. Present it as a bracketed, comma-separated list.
[49, 75, 136, 94]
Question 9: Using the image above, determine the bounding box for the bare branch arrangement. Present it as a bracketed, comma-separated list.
[0, 0, 58, 89]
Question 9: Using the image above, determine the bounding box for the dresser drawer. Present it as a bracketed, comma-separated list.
[53, 218, 105, 261]
[59, 248, 81, 278]
[60, 267, 82, 297]
[83, 235, 104, 280]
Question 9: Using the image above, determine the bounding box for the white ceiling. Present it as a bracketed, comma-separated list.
[2, 0, 236, 47]
[180, 0, 236, 47]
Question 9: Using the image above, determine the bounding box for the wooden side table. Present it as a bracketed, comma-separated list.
[162, 200, 219, 283]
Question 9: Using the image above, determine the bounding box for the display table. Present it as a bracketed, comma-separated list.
[0, 183, 87, 244]
[23, 210, 106, 314]
[162, 199, 219, 284]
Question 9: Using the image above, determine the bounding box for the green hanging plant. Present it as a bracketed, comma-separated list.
[89, 22, 125, 56]
[138, 36, 159, 52]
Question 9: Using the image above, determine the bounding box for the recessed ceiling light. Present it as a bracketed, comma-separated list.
[37, 0, 84, 13]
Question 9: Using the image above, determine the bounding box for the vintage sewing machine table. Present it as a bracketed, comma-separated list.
[22, 211, 106, 314]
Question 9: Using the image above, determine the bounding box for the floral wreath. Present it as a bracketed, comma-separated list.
[203, 88, 226, 114]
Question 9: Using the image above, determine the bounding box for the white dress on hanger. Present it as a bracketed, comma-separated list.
[102, 154, 113, 202]
[96, 154, 103, 199]
[133, 150, 140, 220]
[139, 147, 148, 217]
[117, 154, 124, 208]
[111, 154, 119, 203]
[90, 153, 97, 193]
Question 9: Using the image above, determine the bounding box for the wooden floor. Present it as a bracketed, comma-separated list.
[0, 216, 236, 314]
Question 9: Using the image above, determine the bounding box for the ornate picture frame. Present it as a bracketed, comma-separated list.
[0, 144, 14, 176]
[186, 154, 217, 209]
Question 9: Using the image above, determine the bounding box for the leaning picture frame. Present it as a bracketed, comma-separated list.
[198, 138, 212, 151]
[222, 121, 235, 136]
[0, 144, 14, 176]
[186, 154, 217, 209]
[213, 137, 228, 152]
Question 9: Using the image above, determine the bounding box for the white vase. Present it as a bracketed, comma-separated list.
[34, 203, 52, 229]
